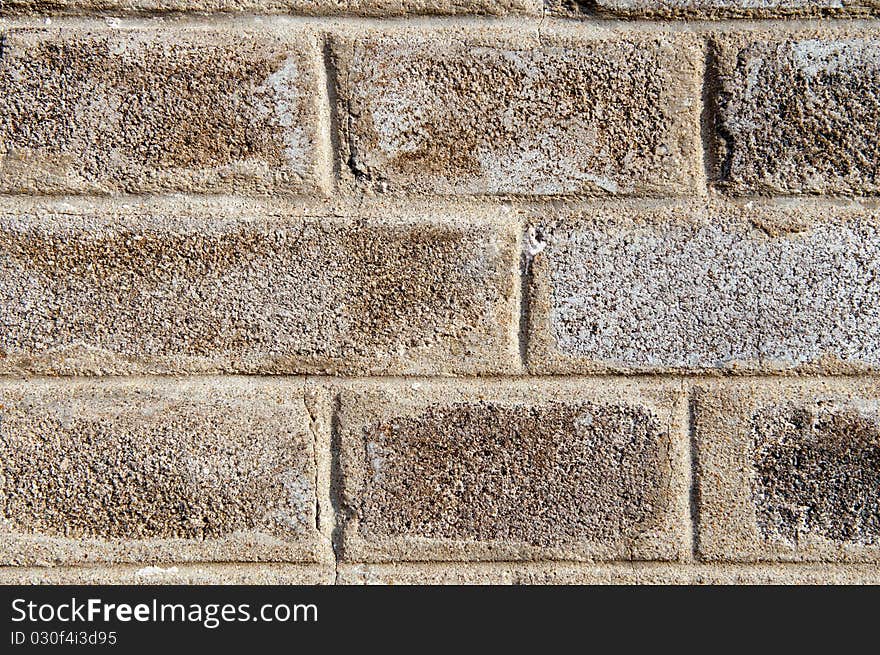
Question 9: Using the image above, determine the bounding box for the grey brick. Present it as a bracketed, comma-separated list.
[333, 32, 703, 196]
[0, 378, 330, 565]
[337, 379, 689, 562]
[0, 28, 325, 195]
[0, 199, 519, 375]
[528, 200, 880, 374]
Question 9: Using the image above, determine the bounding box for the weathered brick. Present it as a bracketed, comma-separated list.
[716, 33, 880, 195]
[695, 379, 880, 562]
[0, 378, 330, 565]
[337, 562, 880, 584]
[333, 32, 703, 196]
[0, 199, 519, 375]
[0, 564, 334, 585]
[0, 1, 540, 16]
[0, 28, 325, 195]
[528, 200, 880, 374]
[584, 0, 880, 18]
[337, 379, 689, 562]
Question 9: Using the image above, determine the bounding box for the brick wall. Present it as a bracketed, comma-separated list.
[0, 2, 878, 585]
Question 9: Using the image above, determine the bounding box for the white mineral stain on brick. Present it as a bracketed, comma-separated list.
[259, 56, 309, 172]
[540, 214, 880, 371]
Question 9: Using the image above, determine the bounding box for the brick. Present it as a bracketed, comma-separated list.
[0, 199, 519, 375]
[337, 379, 689, 562]
[0, 28, 325, 195]
[337, 562, 880, 584]
[0, 564, 334, 585]
[333, 32, 703, 196]
[528, 200, 880, 374]
[585, 1, 880, 18]
[715, 33, 880, 195]
[0, 378, 330, 565]
[0, 1, 539, 16]
[695, 379, 880, 562]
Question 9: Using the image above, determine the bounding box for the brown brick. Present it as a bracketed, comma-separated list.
[695, 379, 880, 562]
[715, 32, 880, 195]
[333, 32, 703, 196]
[0, 378, 330, 565]
[0, 28, 325, 195]
[585, 0, 880, 18]
[337, 379, 689, 562]
[0, 199, 519, 375]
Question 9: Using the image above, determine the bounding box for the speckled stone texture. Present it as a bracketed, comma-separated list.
[715, 33, 880, 195]
[332, 32, 703, 196]
[0, 564, 335, 585]
[585, 0, 880, 18]
[528, 200, 880, 374]
[336, 379, 689, 562]
[0, 199, 519, 375]
[0, 28, 325, 195]
[0, 0, 540, 15]
[0, 378, 331, 565]
[695, 379, 880, 562]
[337, 562, 880, 584]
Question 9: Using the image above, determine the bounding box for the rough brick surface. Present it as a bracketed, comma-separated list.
[333, 32, 703, 196]
[695, 379, 880, 562]
[337, 379, 689, 562]
[0, 564, 334, 585]
[586, 0, 880, 18]
[337, 562, 880, 584]
[0, 1, 539, 16]
[0, 199, 518, 375]
[528, 200, 880, 374]
[0, 28, 325, 195]
[716, 33, 880, 195]
[0, 378, 329, 565]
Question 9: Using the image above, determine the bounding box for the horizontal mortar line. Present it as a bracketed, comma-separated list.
[5, 560, 878, 570]
[3, 372, 880, 383]
[335, 560, 880, 568]
[1, 193, 879, 213]
[2, 14, 880, 33]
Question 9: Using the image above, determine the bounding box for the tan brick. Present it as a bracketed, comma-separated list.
[0, 564, 334, 585]
[337, 379, 689, 562]
[0, 198, 519, 375]
[715, 31, 880, 195]
[0, 1, 540, 16]
[337, 562, 880, 584]
[0, 378, 331, 565]
[695, 379, 880, 563]
[585, 0, 880, 18]
[0, 28, 325, 195]
[528, 199, 880, 374]
[333, 31, 703, 196]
